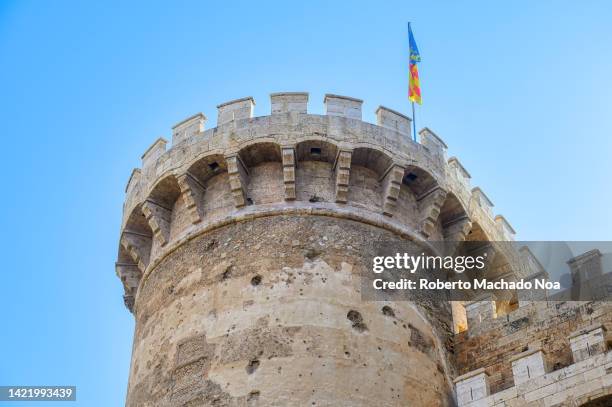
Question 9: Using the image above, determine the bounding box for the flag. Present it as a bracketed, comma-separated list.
[408, 23, 422, 104]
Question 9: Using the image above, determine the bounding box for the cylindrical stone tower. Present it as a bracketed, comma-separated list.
[116, 92, 515, 406]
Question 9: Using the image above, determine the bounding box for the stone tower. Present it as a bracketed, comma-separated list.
[116, 93, 516, 406]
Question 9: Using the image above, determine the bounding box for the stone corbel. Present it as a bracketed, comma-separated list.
[115, 262, 142, 313]
[225, 154, 249, 207]
[120, 230, 152, 272]
[380, 164, 405, 216]
[142, 200, 172, 246]
[177, 173, 206, 224]
[333, 150, 352, 203]
[281, 146, 296, 200]
[417, 186, 447, 237]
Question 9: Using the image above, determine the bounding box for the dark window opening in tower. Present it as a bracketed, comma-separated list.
[404, 172, 418, 184]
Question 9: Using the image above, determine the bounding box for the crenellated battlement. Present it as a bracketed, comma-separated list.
[116, 92, 516, 313]
[454, 305, 612, 406]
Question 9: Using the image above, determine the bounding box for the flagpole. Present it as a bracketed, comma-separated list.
[408, 22, 418, 143]
[411, 101, 417, 142]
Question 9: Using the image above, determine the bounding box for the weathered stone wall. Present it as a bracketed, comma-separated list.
[394, 185, 420, 231]
[247, 162, 284, 205]
[202, 173, 233, 220]
[348, 166, 382, 212]
[127, 216, 453, 406]
[294, 161, 335, 203]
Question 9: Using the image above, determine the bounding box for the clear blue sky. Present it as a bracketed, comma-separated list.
[0, 0, 611, 405]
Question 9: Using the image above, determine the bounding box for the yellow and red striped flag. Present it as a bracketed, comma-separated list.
[408, 23, 422, 104]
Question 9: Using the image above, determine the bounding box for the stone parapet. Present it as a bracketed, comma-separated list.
[375, 105, 411, 137]
[171, 113, 206, 145]
[509, 347, 548, 385]
[324, 94, 363, 119]
[454, 368, 490, 406]
[141, 137, 167, 169]
[217, 96, 255, 125]
[457, 350, 612, 406]
[569, 323, 610, 363]
[271, 92, 308, 115]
